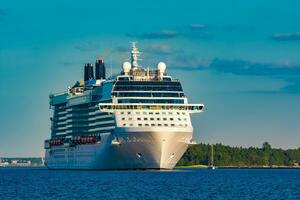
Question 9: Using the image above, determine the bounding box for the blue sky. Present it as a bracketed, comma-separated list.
[0, 0, 300, 156]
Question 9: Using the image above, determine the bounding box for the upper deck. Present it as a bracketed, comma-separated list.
[48, 42, 198, 108]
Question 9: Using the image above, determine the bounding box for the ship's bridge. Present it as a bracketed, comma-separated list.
[112, 78, 186, 104]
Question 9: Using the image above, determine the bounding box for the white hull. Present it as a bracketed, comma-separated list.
[45, 128, 192, 170]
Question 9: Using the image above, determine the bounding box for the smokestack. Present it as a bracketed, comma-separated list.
[95, 59, 106, 79]
[84, 63, 94, 81]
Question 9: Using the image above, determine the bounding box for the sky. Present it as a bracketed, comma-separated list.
[0, 0, 300, 156]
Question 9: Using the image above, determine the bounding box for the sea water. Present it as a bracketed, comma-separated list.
[0, 167, 299, 199]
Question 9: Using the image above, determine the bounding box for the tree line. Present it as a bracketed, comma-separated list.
[177, 142, 300, 167]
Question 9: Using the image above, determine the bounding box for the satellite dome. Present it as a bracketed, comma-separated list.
[157, 62, 166, 73]
[122, 62, 131, 74]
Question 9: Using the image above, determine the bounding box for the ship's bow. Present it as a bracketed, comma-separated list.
[106, 127, 193, 169]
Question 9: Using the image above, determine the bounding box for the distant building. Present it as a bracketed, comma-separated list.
[0, 159, 9, 167]
[11, 160, 18, 165]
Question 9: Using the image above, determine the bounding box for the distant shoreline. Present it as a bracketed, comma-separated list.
[1, 165, 300, 169]
[175, 164, 300, 169]
[0, 165, 44, 168]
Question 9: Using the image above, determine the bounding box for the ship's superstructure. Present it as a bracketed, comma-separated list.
[44, 43, 204, 169]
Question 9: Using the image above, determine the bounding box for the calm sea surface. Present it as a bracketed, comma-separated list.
[0, 167, 299, 200]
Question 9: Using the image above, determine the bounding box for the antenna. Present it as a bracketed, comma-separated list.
[130, 41, 141, 69]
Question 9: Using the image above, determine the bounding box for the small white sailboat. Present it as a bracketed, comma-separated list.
[209, 144, 216, 170]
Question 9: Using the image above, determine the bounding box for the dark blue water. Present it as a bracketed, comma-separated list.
[0, 168, 300, 200]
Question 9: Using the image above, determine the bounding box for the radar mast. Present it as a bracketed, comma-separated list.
[130, 42, 141, 69]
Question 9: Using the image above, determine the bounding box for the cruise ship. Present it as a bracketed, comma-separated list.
[44, 43, 204, 170]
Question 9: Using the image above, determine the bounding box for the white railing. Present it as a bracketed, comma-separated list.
[98, 103, 204, 113]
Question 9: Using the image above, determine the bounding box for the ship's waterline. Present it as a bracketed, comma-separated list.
[44, 42, 204, 170]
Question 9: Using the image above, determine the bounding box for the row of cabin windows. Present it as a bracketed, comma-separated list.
[117, 99, 184, 104]
[120, 111, 186, 115]
[115, 81, 182, 86]
[122, 123, 188, 127]
[113, 92, 185, 98]
[113, 86, 183, 92]
[121, 117, 187, 121]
